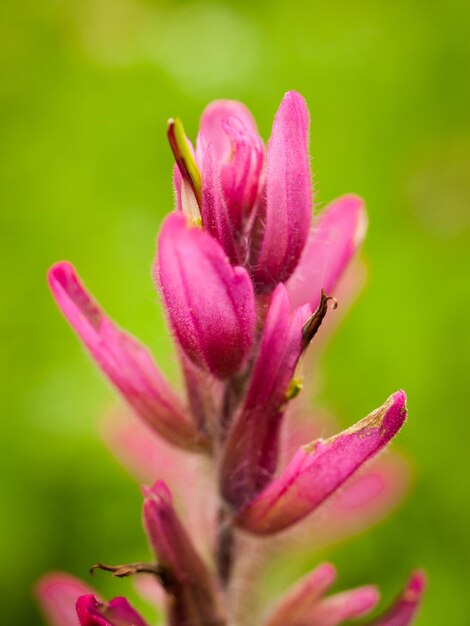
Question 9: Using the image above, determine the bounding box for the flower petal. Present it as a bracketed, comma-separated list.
[287, 194, 367, 310]
[35, 573, 95, 626]
[219, 115, 264, 230]
[366, 571, 426, 626]
[197, 100, 259, 163]
[143, 481, 225, 626]
[76, 595, 149, 626]
[263, 563, 336, 626]
[236, 391, 407, 534]
[201, 144, 239, 263]
[48, 262, 205, 452]
[220, 284, 309, 508]
[251, 91, 312, 290]
[156, 212, 255, 379]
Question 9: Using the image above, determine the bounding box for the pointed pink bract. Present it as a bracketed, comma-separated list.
[47, 262, 203, 452]
[251, 91, 312, 290]
[237, 391, 407, 534]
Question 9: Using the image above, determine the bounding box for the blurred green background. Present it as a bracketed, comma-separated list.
[1, 0, 469, 624]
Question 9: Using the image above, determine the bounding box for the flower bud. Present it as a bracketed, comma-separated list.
[156, 212, 255, 379]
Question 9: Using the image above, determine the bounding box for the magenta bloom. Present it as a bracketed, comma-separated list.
[41, 91, 425, 626]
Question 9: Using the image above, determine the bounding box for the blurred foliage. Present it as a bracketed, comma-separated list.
[0, 0, 469, 624]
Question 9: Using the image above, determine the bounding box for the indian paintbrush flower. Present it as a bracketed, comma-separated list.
[38, 91, 425, 626]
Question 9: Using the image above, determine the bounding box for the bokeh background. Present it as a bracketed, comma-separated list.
[1, 0, 469, 624]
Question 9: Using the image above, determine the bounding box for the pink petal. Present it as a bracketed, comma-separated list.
[287, 194, 367, 310]
[201, 144, 239, 263]
[35, 573, 95, 626]
[156, 212, 255, 379]
[76, 595, 149, 626]
[263, 563, 336, 626]
[220, 284, 309, 508]
[48, 262, 204, 452]
[282, 413, 410, 548]
[142, 481, 225, 626]
[236, 391, 407, 534]
[196, 99, 259, 163]
[251, 91, 312, 290]
[219, 115, 264, 230]
[308, 585, 380, 626]
[367, 571, 426, 626]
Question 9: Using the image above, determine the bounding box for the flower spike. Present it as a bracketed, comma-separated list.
[156, 211, 255, 379]
[236, 391, 407, 534]
[47, 262, 206, 452]
[42, 92, 425, 626]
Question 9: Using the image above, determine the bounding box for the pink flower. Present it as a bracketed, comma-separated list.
[41, 91, 425, 626]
